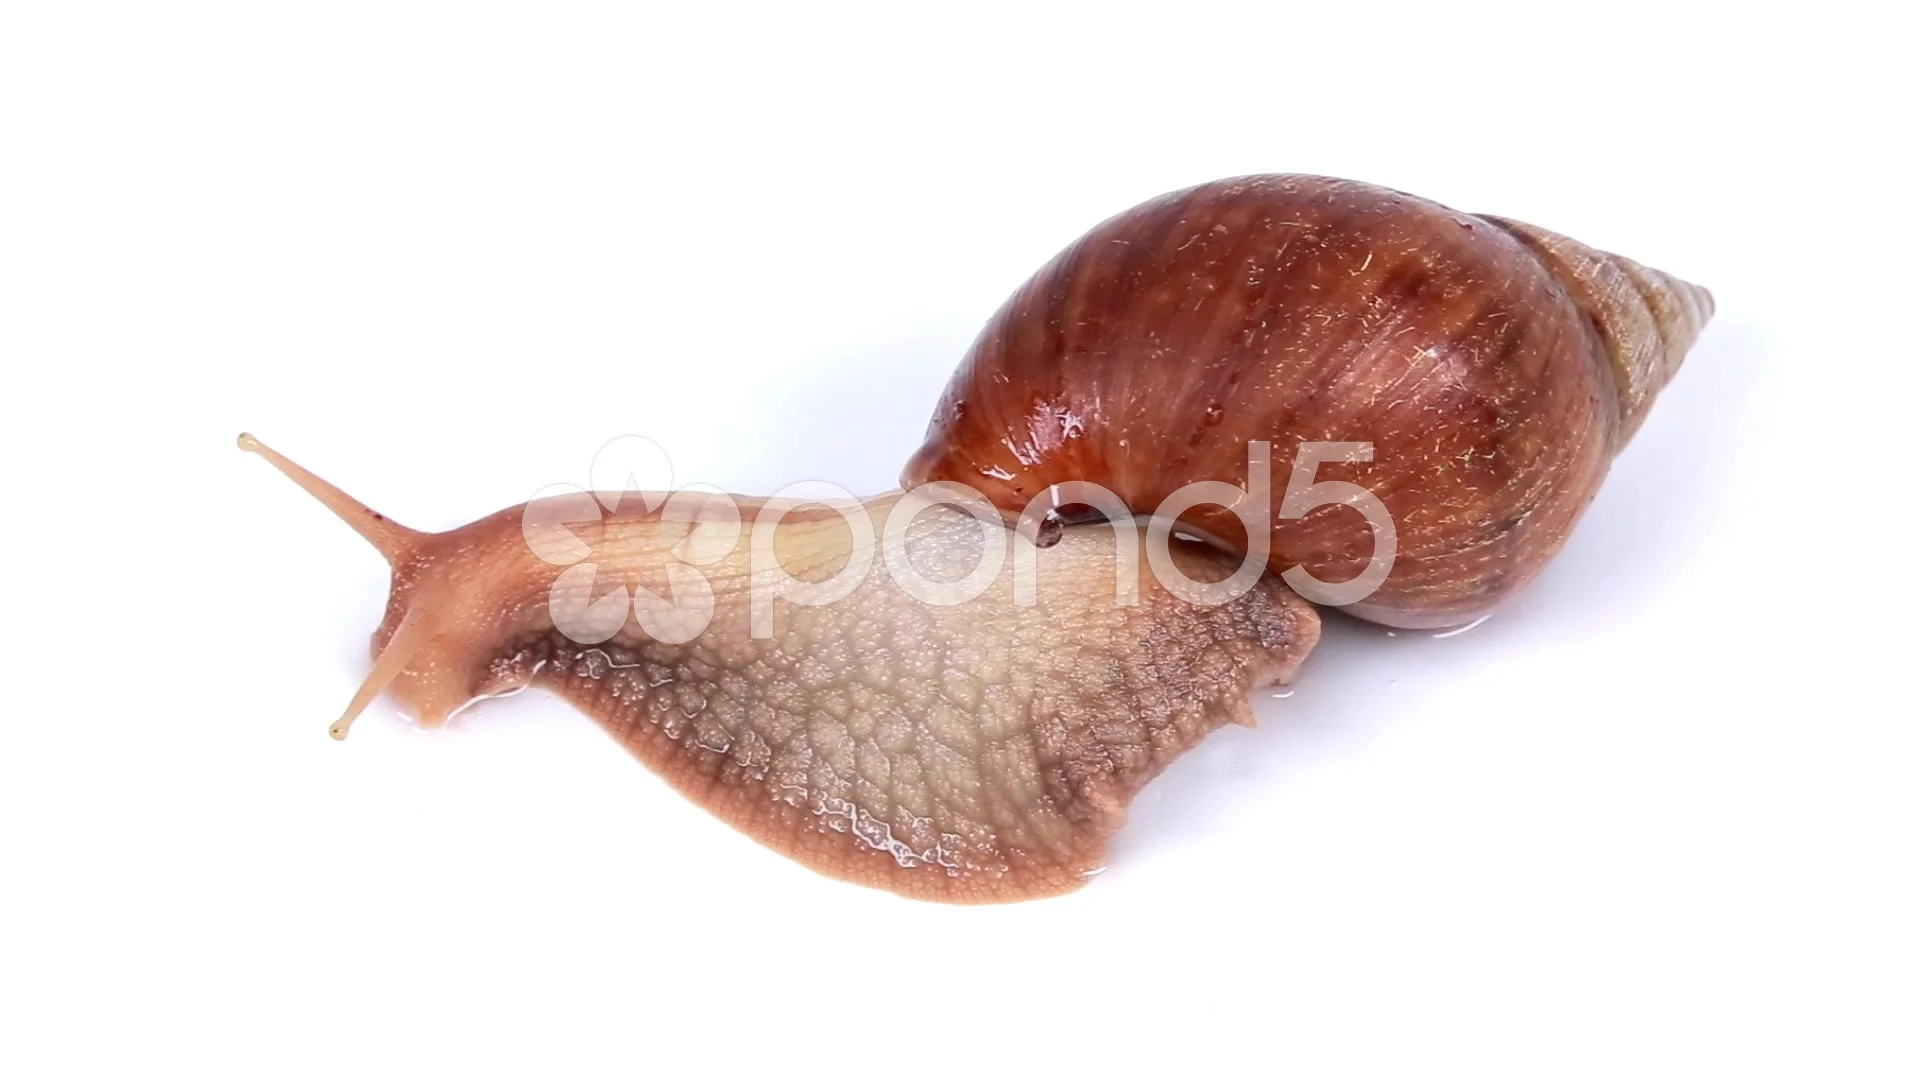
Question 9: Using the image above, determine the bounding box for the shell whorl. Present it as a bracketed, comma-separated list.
[1480, 216, 1714, 449]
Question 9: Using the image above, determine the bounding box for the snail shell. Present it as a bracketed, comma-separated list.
[903, 175, 1713, 627]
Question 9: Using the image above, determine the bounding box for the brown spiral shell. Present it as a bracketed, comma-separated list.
[902, 174, 1713, 628]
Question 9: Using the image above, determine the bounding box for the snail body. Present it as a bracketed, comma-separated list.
[904, 175, 1713, 627]
[238, 436, 1317, 902]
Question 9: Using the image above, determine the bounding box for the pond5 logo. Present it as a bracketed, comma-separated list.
[518, 436, 1398, 647]
[519, 435, 743, 646]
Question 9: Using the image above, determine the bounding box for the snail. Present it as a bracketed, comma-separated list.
[242, 174, 1711, 902]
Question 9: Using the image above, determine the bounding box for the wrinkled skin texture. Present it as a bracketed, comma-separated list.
[242, 431, 1319, 904]
[904, 174, 1713, 627]
[497, 501, 1318, 901]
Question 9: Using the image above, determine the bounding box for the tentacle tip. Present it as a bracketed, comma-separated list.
[328, 718, 353, 741]
[236, 432, 420, 562]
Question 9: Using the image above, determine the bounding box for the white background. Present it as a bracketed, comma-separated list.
[3, 2, 1914, 1076]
